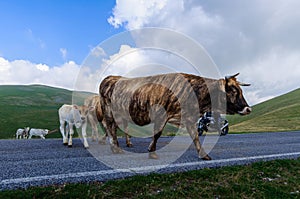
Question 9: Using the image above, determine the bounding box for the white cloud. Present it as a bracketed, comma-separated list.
[99, 44, 211, 78]
[75, 44, 200, 93]
[90, 46, 106, 57]
[36, 64, 49, 72]
[108, 0, 223, 37]
[0, 57, 80, 90]
[0, 57, 11, 73]
[25, 28, 46, 49]
[240, 47, 300, 105]
[60, 48, 67, 60]
[101, 45, 150, 76]
[108, 0, 168, 29]
[244, 91, 275, 106]
[108, 0, 300, 104]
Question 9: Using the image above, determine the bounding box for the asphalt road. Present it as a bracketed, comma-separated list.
[1, 131, 300, 190]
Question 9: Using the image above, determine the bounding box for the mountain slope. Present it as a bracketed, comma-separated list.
[228, 88, 300, 133]
[1, 85, 299, 138]
[0, 85, 73, 139]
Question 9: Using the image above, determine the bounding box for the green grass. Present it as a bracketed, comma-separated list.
[0, 85, 181, 139]
[1, 85, 300, 138]
[1, 158, 300, 198]
[227, 88, 300, 133]
[0, 85, 74, 139]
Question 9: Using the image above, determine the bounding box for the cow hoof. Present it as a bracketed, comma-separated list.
[114, 149, 124, 154]
[68, 145, 72, 148]
[149, 152, 159, 159]
[111, 146, 124, 154]
[63, 143, 68, 146]
[126, 143, 133, 148]
[201, 155, 212, 161]
[99, 140, 106, 145]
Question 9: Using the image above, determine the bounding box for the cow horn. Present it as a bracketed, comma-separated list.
[238, 81, 251, 86]
[225, 73, 240, 80]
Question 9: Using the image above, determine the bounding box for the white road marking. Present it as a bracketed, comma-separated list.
[2, 151, 300, 185]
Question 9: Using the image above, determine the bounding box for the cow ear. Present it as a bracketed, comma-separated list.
[73, 104, 79, 109]
[89, 106, 95, 112]
[219, 79, 226, 92]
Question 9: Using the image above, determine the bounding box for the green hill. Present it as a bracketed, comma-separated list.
[0, 85, 74, 139]
[227, 88, 300, 133]
[1, 85, 299, 139]
[0, 84, 174, 139]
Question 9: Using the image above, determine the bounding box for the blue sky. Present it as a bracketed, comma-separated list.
[1, 0, 300, 105]
[0, 0, 123, 65]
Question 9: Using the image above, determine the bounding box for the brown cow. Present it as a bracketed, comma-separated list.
[99, 73, 251, 160]
[84, 95, 106, 144]
[84, 95, 132, 147]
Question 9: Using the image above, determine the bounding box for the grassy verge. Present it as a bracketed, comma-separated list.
[227, 88, 300, 133]
[1, 158, 300, 198]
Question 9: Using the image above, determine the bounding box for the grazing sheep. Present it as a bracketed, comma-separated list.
[16, 127, 29, 139]
[28, 128, 49, 139]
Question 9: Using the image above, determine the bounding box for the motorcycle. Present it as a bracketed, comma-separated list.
[197, 112, 229, 136]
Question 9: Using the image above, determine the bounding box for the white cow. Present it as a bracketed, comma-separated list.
[28, 128, 49, 139]
[16, 127, 29, 139]
[58, 104, 94, 148]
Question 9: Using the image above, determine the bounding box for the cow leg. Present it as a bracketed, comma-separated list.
[81, 122, 89, 148]
[99, 132, 107, 145]
[103, 113, 122, 153]
[68, 124, 74, 147]
[148, 121, 166, 159]
[98, 132, 107, 145]
[91, 123, 97, 142]
[88, 115, 97, 142]
[148, 130, 163, 159]
[186, 125, 211, 160]
[60, 120, 68, 145]
[125, 134, 132, 147]
[105, 118, 122, 153]
[92, 119, 101, 143]
[40, 135, 45, 139]
[110, 122, 123, 153]
[98, 119, 108, 145]
[123, 120, 132, 147]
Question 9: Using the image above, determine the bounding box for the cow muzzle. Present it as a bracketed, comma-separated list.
[75, 122, 82, 128]
[238, 107, 252, 115]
